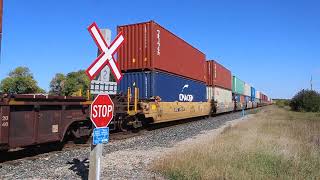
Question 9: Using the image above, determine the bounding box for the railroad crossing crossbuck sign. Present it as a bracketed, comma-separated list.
[86, 22, 124, 82]
[90, 94, 114, 128]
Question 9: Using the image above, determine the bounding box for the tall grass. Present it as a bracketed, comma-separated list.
[275, 99, 290, 108]
[154, 106, 320, 179]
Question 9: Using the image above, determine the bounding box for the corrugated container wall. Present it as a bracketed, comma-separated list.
[118, 71, 206, 102]
[117, 21, 206, 82]
[214, 87, 233, 104]
[256, 91, 261, 99]
[251, 87, 256, 101]
[206, 60, 232, 90]
[232, 76, 245, 95]
[260, 93, 267, 102]
[206, 86, 213, 100]
[206, 86, 232, 104]
[244, 83, 251, 97]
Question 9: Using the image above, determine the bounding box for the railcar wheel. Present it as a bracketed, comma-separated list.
[118, 119, 128, 132]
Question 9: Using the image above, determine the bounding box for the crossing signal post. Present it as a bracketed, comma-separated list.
[86, 22, 125, 180]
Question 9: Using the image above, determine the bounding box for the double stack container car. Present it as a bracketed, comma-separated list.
[232, 76, 246, 110]
[244, 83, 252, 109]
[256, 90, 261, 104]
[260, 92, 269, 105]
[251, 87, 257, 108]
[117, 21, 210, 124]
[205, 60, 233, 113]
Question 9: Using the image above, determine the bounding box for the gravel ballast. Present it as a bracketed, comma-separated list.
[0, 109, 258, 179]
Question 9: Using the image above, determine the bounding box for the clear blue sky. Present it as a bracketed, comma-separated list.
[0, 0, 319, 99]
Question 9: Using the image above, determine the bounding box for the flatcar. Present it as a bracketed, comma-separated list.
[0, 94, 91, 151]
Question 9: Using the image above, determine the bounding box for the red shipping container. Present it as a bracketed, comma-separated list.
[206, 60, 232, 90]
[117, 21, 206, 82]
[260, 93, 268, 102]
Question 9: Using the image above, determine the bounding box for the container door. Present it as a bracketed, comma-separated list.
[9, 105, 36, 148]
[37, 106, 61, 143]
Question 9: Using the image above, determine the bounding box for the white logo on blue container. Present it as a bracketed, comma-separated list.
[179, 84, 194, 102]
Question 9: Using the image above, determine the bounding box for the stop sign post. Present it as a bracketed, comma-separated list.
[89, 94, 114, 180]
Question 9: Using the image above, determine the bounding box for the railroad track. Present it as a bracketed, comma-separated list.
[0, 108, 260, 164]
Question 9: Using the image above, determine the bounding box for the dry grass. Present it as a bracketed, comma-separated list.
[154, 106, 320, 179]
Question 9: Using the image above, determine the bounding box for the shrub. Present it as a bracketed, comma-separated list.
[290, 89, 320, 112]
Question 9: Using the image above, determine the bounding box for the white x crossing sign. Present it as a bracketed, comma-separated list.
[86, 22, 124, 82]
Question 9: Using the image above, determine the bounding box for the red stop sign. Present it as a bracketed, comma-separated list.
[90, 94, 114, 128]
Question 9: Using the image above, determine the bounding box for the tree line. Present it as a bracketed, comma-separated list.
[0, 66, 90, 97]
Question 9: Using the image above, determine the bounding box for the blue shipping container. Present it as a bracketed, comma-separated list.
[118, 71, 206, 102]
[251, 87, 256, 101]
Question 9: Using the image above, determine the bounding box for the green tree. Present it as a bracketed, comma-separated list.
[0, 66, 45, 94]
[63, 70, 90, 97]
[49, 70, 89, 97]
[49, 73, 66, 95]
[290, 89, 320, 112]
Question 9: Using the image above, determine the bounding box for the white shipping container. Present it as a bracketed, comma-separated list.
[214, 87, 233, 113]
[256, 90, 261, 99]
[247, 102, 253, 109]
[206, 86, 233, 113]
[244, 83, 251, 97]
[213, 87, 233, 104]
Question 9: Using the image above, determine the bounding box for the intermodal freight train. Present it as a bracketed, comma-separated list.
[0, 21, 272, 151]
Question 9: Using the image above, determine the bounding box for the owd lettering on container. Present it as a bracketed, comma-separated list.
[119, 71, 206, 102]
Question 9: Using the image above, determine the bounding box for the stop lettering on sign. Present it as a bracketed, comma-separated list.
[92, 105, 113, 118]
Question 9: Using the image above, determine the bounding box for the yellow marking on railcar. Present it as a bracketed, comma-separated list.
[140, 101, 211, 123]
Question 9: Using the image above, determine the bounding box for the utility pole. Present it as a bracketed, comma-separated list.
[311, 75, 313, 91]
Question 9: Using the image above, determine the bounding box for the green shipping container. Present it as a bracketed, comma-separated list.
[232, 76, 245, 95]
